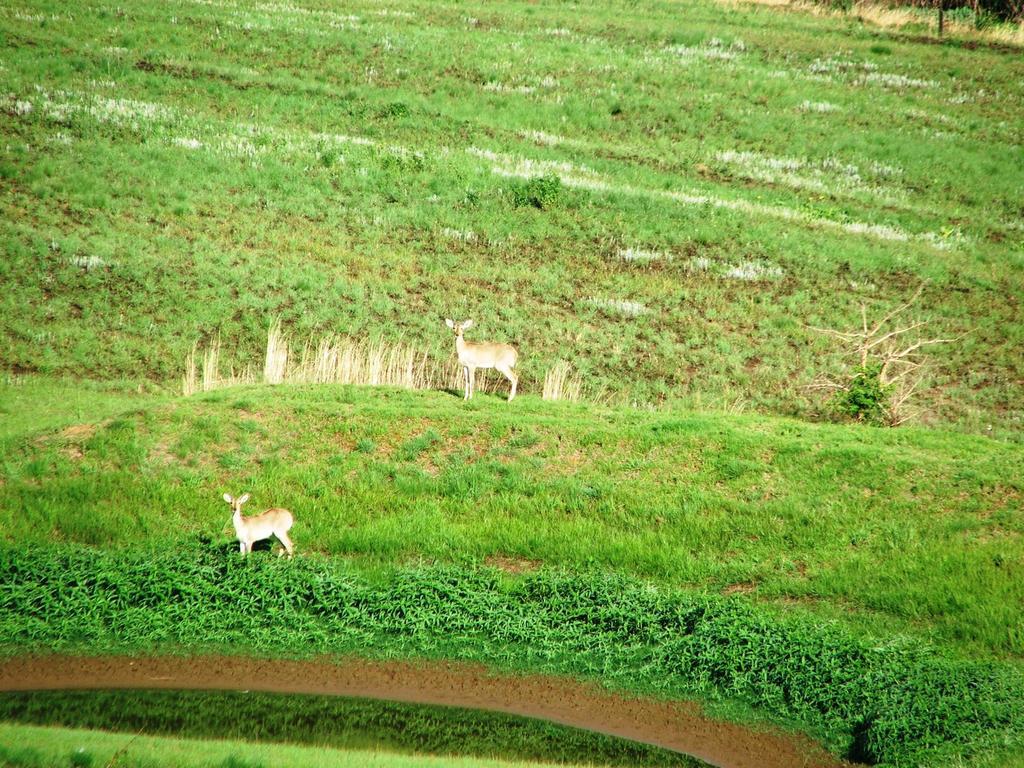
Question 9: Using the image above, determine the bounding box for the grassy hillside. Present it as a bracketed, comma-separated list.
[2, 0, 1023, 430]
[0, 722, 621, 768]
[2, 384, 1021, 656]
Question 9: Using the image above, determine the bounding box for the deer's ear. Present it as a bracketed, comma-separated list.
[223, 493, 233, 504]
[238, 493, 251, 504]
[462, 319, 473, 330]
[445, 318, 455, 329]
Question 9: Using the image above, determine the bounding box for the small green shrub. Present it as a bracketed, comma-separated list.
[511, 174, 562, 209]
[68, 748, 94, 768]
[832, 364, 889, 424]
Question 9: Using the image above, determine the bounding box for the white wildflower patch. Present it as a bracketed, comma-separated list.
[311, 131, 376, 148]
[807, 57, 936, 89]
[544, 27, 572, 36]
[68, 255, 108, 270]
[587, 298, 651, 317]
[442, 227, 477, 242]
[484, 76, 558, 95]
[725, 261, 784, 281]
[714, 149, 902, 200]
[798, 100, 838, 113]
[85, 96, 172, 127]
[215, 134, 264, 161]
[36, 89, 175, 131]
[13, 100, 33, 116]
[483, 81, 535, 94]
[12, 10, 65, 23]
[519, 129, 566, 146]
[618, 246, 669, 262]
[172, 136, 203, 150]
[376, 9, 414, 18]
[665, 37, 747, 62]
[103, 46, 129, 56]
[88, 79, 117, 90]
[862, 72, 937, 89]
[839, 221, 909, 241]
[809, 56, 877, 75]
[689, 257, 713, 272]
[468, 145, 948, 249]
[254, 1, 358, 24]
[47, 131, 73, 145]
[469, 147, 608, 190]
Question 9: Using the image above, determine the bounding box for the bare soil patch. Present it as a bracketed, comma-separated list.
[0, 654, 854, 768]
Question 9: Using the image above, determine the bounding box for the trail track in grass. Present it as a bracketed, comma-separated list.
[0, 654, 853, 768]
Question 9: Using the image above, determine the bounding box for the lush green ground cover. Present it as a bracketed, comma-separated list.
[1, 542, 1022, 766]
[0, 690, 702, 767]
[0, 722, 608, 768]
[2, 385, 1021, 657]
[1, 0, 1022, 430]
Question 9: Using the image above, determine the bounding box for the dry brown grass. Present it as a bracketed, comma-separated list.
[721, 0, 1024, 45]
[183, 320, 573, 399]
[542, 360, 584, 402]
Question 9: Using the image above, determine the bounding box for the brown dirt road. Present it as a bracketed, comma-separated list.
[0, 654, 855, 768]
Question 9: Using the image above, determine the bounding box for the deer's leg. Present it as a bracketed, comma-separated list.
[468, 367, 476, 399]
[239, 541, 246, 556]
[278, 531, 295, 558]
[497, 364, 517, 402]
[463, 366, 470, 399]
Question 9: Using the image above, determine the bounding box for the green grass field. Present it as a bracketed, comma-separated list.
[0, 722, 618, 768]
[2, 0, 1022, 430]
[2, 0, 1023, 765]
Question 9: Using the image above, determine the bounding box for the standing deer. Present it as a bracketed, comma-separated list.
[445, 318, 518, 402]
[223, 492, 295, 558]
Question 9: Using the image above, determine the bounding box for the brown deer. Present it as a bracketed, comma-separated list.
[223, 493, 295, 558]
[444, 319, 518, 402]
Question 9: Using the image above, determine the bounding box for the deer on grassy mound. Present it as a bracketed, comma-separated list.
[445, 318, 518, 402]
[223, 492, 295, 558]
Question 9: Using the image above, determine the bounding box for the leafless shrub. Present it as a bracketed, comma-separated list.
[807, 285, 962, 426]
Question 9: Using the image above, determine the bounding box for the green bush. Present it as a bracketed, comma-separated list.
[510, 174, 562, 209]
[832, 364, 889, 425]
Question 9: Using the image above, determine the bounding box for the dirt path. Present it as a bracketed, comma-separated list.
[0, 654, 853, 768]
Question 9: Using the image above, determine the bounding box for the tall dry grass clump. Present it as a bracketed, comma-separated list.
[543, 360, 584, 401]
[183, 337, 256, 395]
[263, 319, 288, 385]
[184, 319, 593, 402]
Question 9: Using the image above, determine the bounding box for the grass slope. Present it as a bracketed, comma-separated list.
[2, 385, 1021, 656]
[1, 0, 1022, 430]
[0, 722, 608, 768]
[0, 690, 703, 768]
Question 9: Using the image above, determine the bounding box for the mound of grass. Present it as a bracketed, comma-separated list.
[0, 690, 702, 768]
[1, 543, 1021, 766]
[1, 385, 1021, 656]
